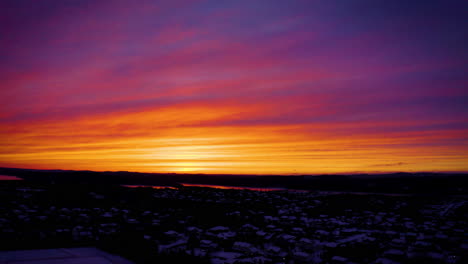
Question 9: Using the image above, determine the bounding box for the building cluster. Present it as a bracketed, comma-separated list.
[0, 185, 466, 264]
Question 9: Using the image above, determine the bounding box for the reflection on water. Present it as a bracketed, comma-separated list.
[180, 183, 289, 192]
[122, 183, 308, 192]
[0, 175, 23, 180]
[122, 185, 176, 189]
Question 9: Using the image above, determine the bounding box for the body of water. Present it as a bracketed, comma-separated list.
[121, 183, 293, 192]
[179, 183, 289, 192]
[0, 175, 23, 180]
[122, 185, 176, 189]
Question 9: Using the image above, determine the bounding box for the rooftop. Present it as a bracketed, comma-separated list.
[0, 248, 134, 264]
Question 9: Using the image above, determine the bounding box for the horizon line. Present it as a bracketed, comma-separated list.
[2, 166, 468, 177]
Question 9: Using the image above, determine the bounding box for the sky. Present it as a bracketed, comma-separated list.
[1, 0, 467, 174]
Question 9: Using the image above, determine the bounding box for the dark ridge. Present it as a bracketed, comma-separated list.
[0, 167, 467, 194]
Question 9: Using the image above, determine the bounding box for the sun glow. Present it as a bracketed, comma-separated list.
[171, 164, 205, 172]
[1, 103, 467, 174]
[1, 0, 467, 174]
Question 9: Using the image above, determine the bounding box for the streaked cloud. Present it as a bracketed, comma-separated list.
[1, 0, 467, 174]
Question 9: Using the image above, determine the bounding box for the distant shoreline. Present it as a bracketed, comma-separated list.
[2, 167, 467, 195]
[0, 175, 23, 180]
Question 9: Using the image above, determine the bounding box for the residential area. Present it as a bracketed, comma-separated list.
[0, 184, 466, 264]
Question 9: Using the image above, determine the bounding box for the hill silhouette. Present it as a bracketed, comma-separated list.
[1, 167, 467, 195]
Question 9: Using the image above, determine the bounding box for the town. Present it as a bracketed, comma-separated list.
[0, 183, 466, 264]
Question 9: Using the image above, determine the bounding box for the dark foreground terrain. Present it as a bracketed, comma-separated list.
[0, 180, 467, 264]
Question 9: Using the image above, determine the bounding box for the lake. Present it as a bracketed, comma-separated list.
[0, 175, 23, 180]
[123, 183, 310, 192]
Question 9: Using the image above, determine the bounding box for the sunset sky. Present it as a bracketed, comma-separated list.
[1, 0, 467, 174]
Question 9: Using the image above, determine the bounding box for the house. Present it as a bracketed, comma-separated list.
[373, 257, 401, 264]
[210, 251, 242, 264]
[331, 256, 348, 263]
[209, 226, 230, 233]
[200, 239, 218, 250]
[159, 238, 188, 253]
[232, 241, 257, 254]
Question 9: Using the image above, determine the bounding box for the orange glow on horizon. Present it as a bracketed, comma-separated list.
[1, 0, 467, 176]
[1, 101, 467, 175]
